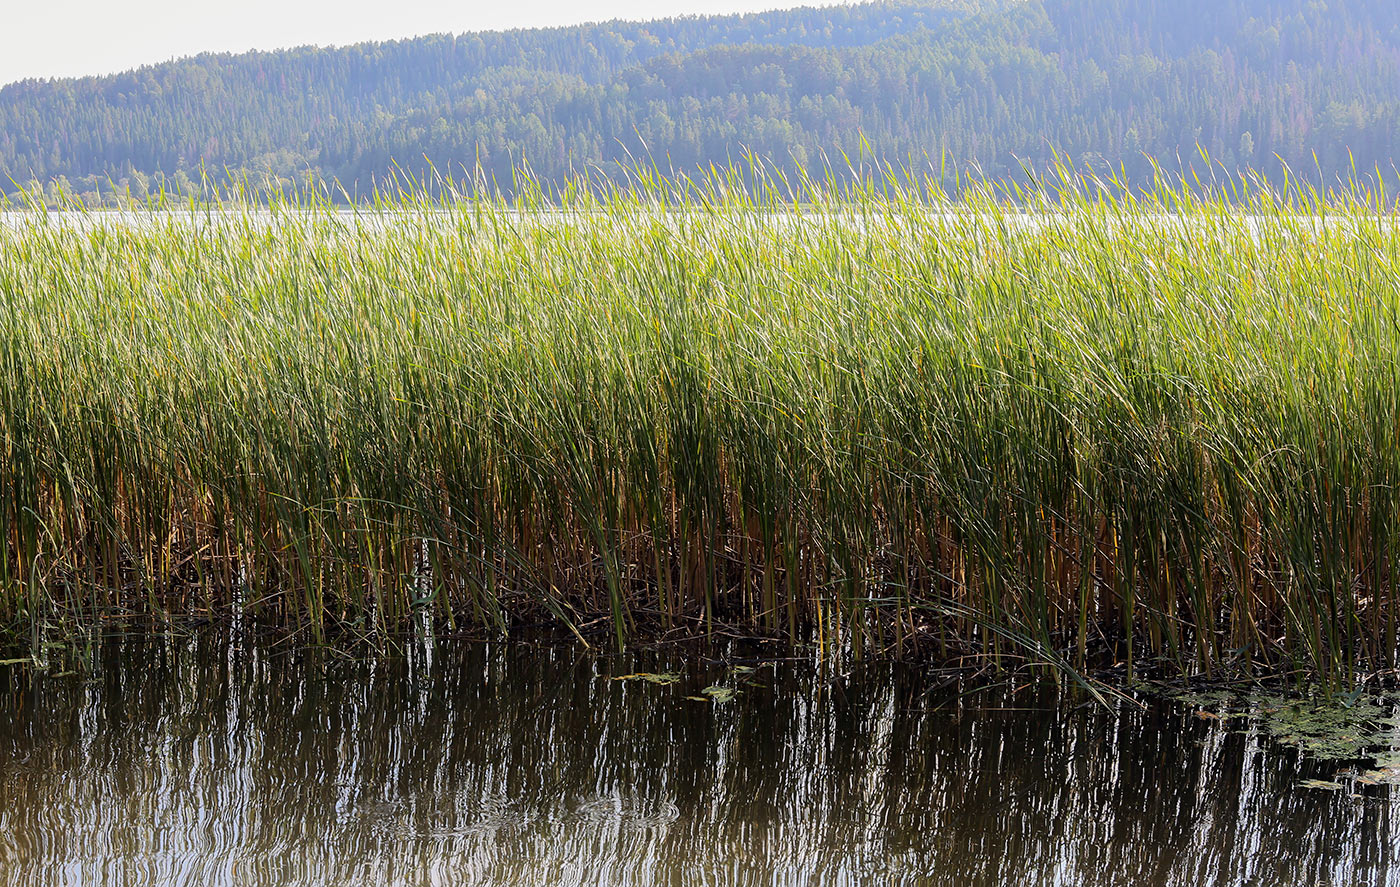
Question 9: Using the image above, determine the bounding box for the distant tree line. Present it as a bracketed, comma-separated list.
[3, 0, 1400, 203]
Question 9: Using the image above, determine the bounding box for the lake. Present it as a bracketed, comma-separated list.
[0, 634, 1393, 886]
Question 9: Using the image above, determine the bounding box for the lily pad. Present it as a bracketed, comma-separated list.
[1360, 768, 1400, 785]
[612, 672, 681, 686]
[700, 686, 737, 704]
[1255, 694, 1397, 760]
[1151, 682, 1400, 767]
[1298, 779, 1345, 790]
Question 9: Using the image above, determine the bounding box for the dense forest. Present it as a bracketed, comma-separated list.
[3, 0, 1400, 201]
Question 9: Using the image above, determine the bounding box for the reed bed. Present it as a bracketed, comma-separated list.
[1, 166, 1398, 682]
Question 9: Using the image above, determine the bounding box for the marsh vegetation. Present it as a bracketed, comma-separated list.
[1, 167, 1398, 685]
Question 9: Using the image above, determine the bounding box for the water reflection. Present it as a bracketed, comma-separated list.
[0, 635, 1392, 886]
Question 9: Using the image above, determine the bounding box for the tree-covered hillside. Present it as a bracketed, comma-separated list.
[3, 0, 1399, 201]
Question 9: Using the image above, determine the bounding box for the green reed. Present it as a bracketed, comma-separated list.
[1, 162, 1398, 683]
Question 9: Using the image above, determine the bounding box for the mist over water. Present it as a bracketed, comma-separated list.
[0, 636, 1392, 886]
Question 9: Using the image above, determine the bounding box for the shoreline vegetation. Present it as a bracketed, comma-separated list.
[2, 162, 1399, 687]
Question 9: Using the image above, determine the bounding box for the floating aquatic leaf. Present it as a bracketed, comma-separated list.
[1299, 779, 1345, 790]
[1361, 768, 1400, 785]
[612, 672, 681, 685]
[1168, 688, 1236, 709]
[701, 686, 736, 703]
[0, 658, 30, 666]
[1369, 750, 1400, 771]
[1151, 683, 1400, 765]
[1256, 694, 1393, 760]
[730, 665, 756, 675]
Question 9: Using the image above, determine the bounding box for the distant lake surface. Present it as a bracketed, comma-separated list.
[0, 207, 1377, 232]
[0, 635, 1392, 887]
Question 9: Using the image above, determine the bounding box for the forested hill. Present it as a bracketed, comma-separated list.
[4, 0, 1400, 201]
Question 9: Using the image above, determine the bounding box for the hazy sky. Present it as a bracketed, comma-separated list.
[0, 0, 847, 87]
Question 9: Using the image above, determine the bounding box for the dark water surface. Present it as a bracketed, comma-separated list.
[0, 635, 1393, 886]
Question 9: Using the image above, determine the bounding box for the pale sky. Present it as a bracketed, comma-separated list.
[0, 0, 847, 87]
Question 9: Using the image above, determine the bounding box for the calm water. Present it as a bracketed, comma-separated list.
[0, 635, 1393, 886]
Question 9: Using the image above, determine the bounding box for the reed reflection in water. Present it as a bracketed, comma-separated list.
[0, 636, 1392, 886]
